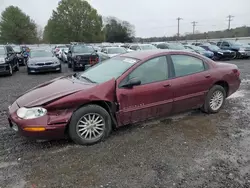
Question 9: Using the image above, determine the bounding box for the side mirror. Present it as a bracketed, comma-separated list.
[121, 78, 141, 88]
[95, 49, 98, 52]
[68, 50, 71, 53]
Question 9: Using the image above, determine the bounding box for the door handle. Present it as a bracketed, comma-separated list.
[163, 83, 171, 87]
[205, 75, 211, 78]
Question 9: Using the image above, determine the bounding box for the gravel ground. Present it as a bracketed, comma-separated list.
[0, 59, 250, 188]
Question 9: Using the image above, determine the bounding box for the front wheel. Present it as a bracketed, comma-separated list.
[202, 85, 226, 113]
[8, 64, 13, 76]
[68, 105, 112, 145]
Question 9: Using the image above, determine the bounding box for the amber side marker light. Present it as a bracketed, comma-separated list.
[23, 127, 46, 132]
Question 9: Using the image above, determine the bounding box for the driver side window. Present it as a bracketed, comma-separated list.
[125, 56, 169, 85]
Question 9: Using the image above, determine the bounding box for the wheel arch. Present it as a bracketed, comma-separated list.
[213, 80, 229, 97]
[64, 100, 118, 135]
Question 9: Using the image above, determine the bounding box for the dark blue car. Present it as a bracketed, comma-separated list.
[200, 44, 236, 60]
[184, 44, 214, 59]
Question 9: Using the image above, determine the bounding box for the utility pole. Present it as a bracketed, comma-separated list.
[177, 17, 183, 40]
[227, 15, 234, 30]
[191, 21, 198, 34]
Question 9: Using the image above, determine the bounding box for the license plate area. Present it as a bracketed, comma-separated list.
[9, 119, 19, 132]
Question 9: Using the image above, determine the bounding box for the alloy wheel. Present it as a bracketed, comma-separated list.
[209, 90, 224, 111]
[76, 113, 105, 141]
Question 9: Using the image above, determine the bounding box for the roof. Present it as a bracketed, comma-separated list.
[120, 49, 187, 60]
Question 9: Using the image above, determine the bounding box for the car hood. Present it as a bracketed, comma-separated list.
[16, 76, 96, 107]
[29, 57, 58, 63]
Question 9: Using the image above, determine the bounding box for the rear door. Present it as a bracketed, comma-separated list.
[116, 56, 174, 126]
[169, 54, 214, 113]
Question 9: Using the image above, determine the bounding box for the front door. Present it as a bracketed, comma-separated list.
[169, 54, 214, 113]
[116, 56, 174, 126]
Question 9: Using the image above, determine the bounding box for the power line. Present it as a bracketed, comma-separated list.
[176, 17, 183, 39]
[227, 15, 234, 30]
[191, 21, 198, 34]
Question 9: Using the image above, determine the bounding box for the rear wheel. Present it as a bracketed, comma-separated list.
[72, 62, 77, 71]
[8, 64, 13, 76]
[68, 60, 72, 68]
[202, 85, 226, 113]
[68, 105, 112, 145]
[15, 61, 19, 71]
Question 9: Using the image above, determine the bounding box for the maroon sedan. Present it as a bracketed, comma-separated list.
[8, 50, 241, 145]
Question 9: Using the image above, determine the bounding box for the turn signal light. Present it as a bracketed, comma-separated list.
[23, 127, 46, 132]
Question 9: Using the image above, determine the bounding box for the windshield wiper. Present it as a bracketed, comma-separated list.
[72, 73, 95, 83]
[80, 76, 96, 83]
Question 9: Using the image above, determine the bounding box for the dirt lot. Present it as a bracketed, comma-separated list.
[0, 60, 250, 188]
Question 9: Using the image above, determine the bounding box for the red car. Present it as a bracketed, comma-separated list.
[8, 50, 241, 145]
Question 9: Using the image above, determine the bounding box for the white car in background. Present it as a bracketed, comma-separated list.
[52, 45, 67, 57]
[129, 44, 157, 51]
[58, 47, 69, 60]
[101, 47, 128, 57]
[61, 48, 69, 62]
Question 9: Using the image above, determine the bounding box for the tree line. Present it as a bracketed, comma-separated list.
[136, 26, 250, 43]
[0, 0, 135, 44]
[1, 0, 250, 44]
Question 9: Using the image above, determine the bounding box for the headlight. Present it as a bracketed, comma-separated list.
[17, 107, 47, 119]
[218, 52, 223, 55]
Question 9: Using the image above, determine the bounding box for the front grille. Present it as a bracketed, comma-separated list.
[36, 62, 54, 66]
[0, 65, 6, 71]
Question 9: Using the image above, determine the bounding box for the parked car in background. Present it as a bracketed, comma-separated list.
[27, 49, 61, 74]
[12, 45, 28, 66]
[192, 42, 203, 46]
[96, 52, 110, 62]
[0, 45, 19, 76]
[156, 42, 195, 53]
[8, 50, 241, 145]
[57, 47, 69, 60]
[67, 44, 99, 71]
[200, 44, 236, 60]
[217, 41, 250, 59]
[61, 48, 68, 63]
[129, 44, 157, 51]
[184, 44, 214, 59]
[52, 45, 67, 57]
[101, 47, 128, 57]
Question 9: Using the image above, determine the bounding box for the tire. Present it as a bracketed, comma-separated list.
[202, 85, 226, 114]
[15, 61, 19, 71]
[68, 105, 112, 145]
[72, 62, 77, 71]
[8, 64, 13, 76]
[68, 60, 72, 68]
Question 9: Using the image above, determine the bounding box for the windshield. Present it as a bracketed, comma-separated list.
[31, 50, 53, 58]
[167, 43, 186, 50]
[72, 45, 94, 53]
[0, 48, 5, 55]
[13, 46, 21, 52]
[208, 45, 220, 51]
[79, 57, 138, 83]
[107, 48, 127, 54]
[140, 45, 157, 50]
[191, 45, 206, 51]
[230, 42, 243, 47]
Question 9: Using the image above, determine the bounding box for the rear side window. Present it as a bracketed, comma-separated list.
[171, 55, 205, 77]
[217, 42, 222, 46]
